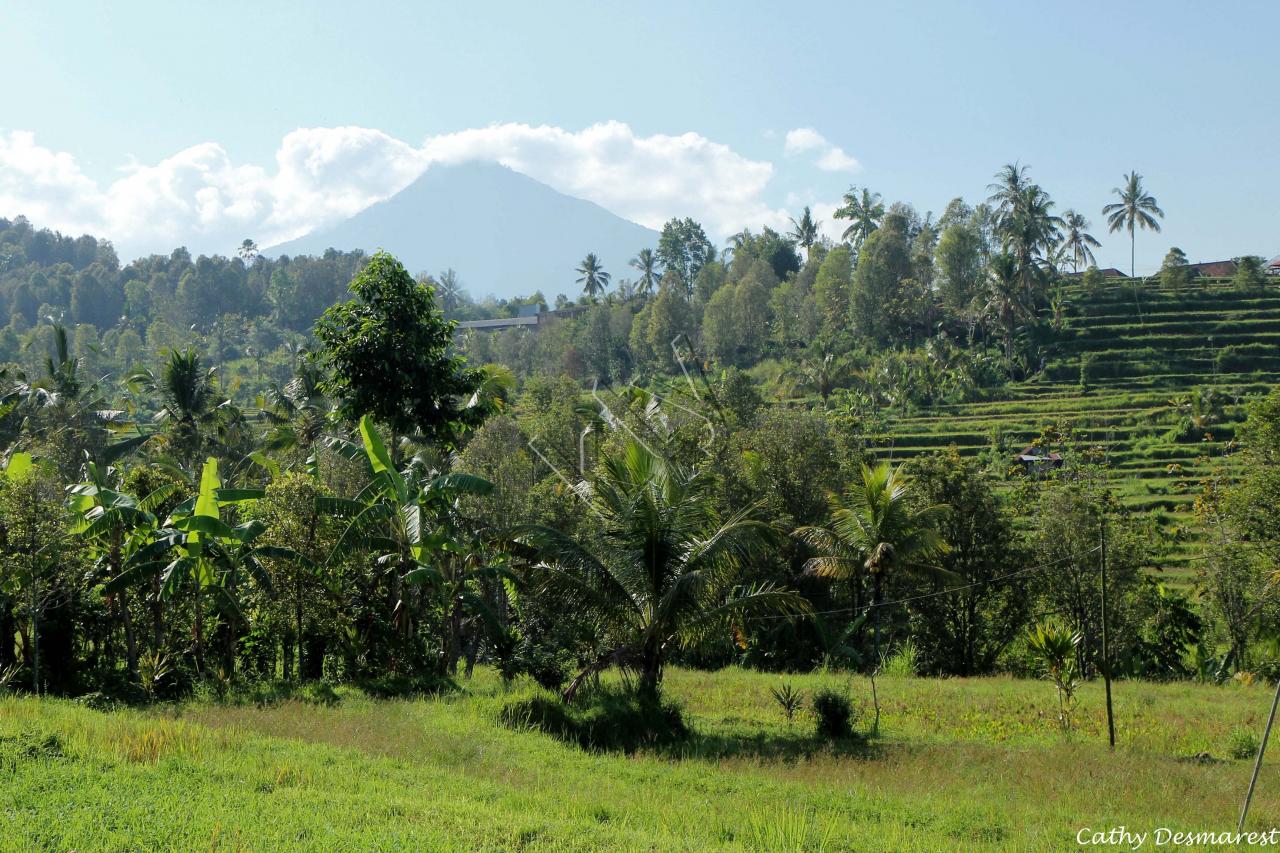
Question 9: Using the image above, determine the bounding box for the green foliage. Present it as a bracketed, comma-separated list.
[811, 687, 856, 739]
[315, 252, 482, 445]
[770, 681, 805, 725]
[517, 439, 808, 699]
[1227, 727, 1259, 760]
[1234, 256, 1268, 291]
[1025, 621, 1082, 732]
[501, 687, 688, 753]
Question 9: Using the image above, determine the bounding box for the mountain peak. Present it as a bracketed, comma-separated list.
[270, 162, 658, 300]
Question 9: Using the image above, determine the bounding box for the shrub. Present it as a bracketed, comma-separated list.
[881, 639, 920, 677]
[1227, 728, 1260, 760]
[771, 682, 804, 725]
[1025, 622, 1082, 733]
[812, 688, 854, 740]
[356, 674, 456, 700]
[501, 687, 689, 753]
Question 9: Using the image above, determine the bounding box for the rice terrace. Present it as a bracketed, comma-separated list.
[2, 2, 1280, 850]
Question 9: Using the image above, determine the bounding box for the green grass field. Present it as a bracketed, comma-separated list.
[4, 667, 1280, 851]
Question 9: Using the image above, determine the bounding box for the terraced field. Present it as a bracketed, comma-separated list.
[873, 279, 1280, 583]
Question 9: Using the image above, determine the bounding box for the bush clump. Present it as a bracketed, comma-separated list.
[1227, 728, 1260, 760]
[501, 687, 688, 753]
[812, 688, 855, 740]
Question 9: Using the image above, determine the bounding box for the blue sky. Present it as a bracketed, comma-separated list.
[2, 0, 1276, 271]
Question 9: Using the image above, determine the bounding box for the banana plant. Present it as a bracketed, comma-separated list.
[326, 415, 505, 674]
[103, 458, 294, 677]
[69, 461, 180, 686]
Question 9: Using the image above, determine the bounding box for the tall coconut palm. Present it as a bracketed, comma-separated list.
[435, 268, 463, 314]
[983, 252, 1034, 374]
[517, 439, 808, 699]
[576, 253, 610, 300]
[796, 462, 949, 731]
[796, 463, 950, 618]
[986, 162, 1034, 224]
[629, 248, 661, 298]
[1060, 210, 1101, 273]
[833, 187, 884, 247]
[787, 206, 821, 253]
[128, 349, 219, 468]
[1102, 171, 1164, 278]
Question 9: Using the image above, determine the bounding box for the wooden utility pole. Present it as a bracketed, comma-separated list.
[1100, 516, 1115, 750]
[1239, 678, 1280, 832]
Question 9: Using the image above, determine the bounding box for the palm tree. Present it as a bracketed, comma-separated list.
[517, 439, 808, 699]
[781, 345, 852, 405]
[436, 268, 462, 314]
[833, 187, 884, 247]
[129, 349, 219, 468]
[795, 462, 949, 732]
[629, 248, 661, 297]
[983, 252, 1034, 374]
[722, 229, 753, 262]
[261, 360, 332, 466]
[237, 239, 258, 263]
[1103, 171, 1164, 278]
[1059, 210, 1101, 273]
[576, 253, 610, 300]
[787, 206, 821, 253]
[986, 162, 1033, 223]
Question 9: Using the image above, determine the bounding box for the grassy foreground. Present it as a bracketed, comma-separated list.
[3, 668, 1279, 851]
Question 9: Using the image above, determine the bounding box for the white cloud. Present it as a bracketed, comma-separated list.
[419, 121, 785, 238]
[783, 127, 860, 173]
[0, 122, 794, 258]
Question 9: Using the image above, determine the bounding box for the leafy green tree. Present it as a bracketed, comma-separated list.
[518, 439, 807, 699]
[1233, 255, 1267, 291]
[982, 252, 1033, 373]
[639, 273, 693, 373]
[813, 245, 854, 339]
[1028, 483, 1151, 677]
[656, 218, 713, 291]
[1103, 171, 1164, 278]
[850, 223, 911, 345]
[935, 221, 984, 313]
[901, 451, 1027, 675]
[0, 454, 78, 692]
[1159, 247, 1193, 288]
[796, 462, 949, 732]
[70, 461, 177, 686]
[833, 186, 884, 248]
[435, 268, 463, 313]
[315, 252, 483, 446]
[249, 472, 340, 680]
[576, 253, 610, 301]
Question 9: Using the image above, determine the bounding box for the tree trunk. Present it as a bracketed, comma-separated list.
[151, 574, 164, 654]
[193, 581, 205, 675]
[295, 571, 304, 680]
[116, 591, 140, 686]
[638, 638, 663, 699]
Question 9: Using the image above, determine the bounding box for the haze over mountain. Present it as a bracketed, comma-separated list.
[270, 161, 659, 301]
